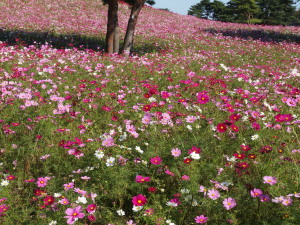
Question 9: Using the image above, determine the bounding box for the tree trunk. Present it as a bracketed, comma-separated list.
[106, 0, 119, 54]
[121, 0, 145, 54]
[113, 22, 120, 53]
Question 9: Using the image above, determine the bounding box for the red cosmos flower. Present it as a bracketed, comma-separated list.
[143, 105, 152, 112]
[230, 124, 239, 132]
[248, 154, 257, 159]
[235, 162, 249, 170]
[183, 158, 193, 164]
[43, 195, 55, 206]
[148, 187, 157, 193]
[216, 123, 227, 132]
[6, 175, 16, 180]
[233, 153, 245, 159]
[132, 194, 147, 206]
[240, 145, 251, 151]
[34, 189, 46, 196]
[229, 113, 241, 122]
[144, 93, 151, 98]
[197, 93, 210, 104]
[135, 175, 151, 183]
[150, 156, 162, 165]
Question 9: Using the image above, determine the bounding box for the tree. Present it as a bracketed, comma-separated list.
[226, 0, 261, 24]
[103, 0, 155, 54]
[188, 0, 214, 19]
[210, 0, 227, 21]
[257, 0, 297, 25]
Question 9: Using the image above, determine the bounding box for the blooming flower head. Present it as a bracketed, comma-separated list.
[132, 194, 147, 206]
[263, 176, 277, 185]
[65, 206, 85, 224]
[216, 123, 227, 132]
[197, 93, 210, 104]
[281, 197, 293, 206]
[223, 197, 237, 210]
[37, 177, 48, 187]
[260, 194, 271, 202]
[250, 188, 263, 198]
[64, 182, 75, 190]
[135, 175, 151, 183]
[86, 204, 97, 214]
[207, 189, 220, 200]
[171, 148, 181, 157]
[195, 215, 208, 224]
[150, 156, 162, 165]
[60, 198, 70, 205]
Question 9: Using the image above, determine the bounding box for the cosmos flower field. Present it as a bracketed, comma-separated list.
[0, 0, 300, 224]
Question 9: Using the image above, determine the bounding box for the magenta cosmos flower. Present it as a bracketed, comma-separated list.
[195, 215, 208, 224]
[223, 197, 237, 210]
[197, 93, 210, 104]
[135, 175, 151, 183]
[150, 156, 162, 165]
[132, 194, 147, 206]
[65, 206, 85, 224]
[263, 176, 277, 185]
[37, 177, 48, 187]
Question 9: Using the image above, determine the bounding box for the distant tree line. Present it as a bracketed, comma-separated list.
[188, 0, 300, 26]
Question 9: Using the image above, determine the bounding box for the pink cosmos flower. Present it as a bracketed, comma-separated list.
[60, 198, 69, 205]
[281, 197, 293, 206]
[65, 206, 85, 224]
[250, 188, 263, 198]
[223, 198, 236, 210]
[132, 194, 147, 206]
[0, 204, 9, 213]
[64, 182, 75, 190]
[207, 189, 220, 200]
[37, 177, 48, 187]
[102, 137, 114, 147]
[181, 175, 190, 181]
[171, 148, 181, 157]
[150, 156, 162, 165]
[195, 215, 208, 223]
[263, 176, 277, 185]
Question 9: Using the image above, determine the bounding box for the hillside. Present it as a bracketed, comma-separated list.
[0, 0, 299, 224]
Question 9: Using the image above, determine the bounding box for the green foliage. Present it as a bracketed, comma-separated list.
[188, 0, 299, 25]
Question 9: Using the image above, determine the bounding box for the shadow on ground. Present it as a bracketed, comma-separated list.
[205, 28, 300, 44]
[0, 28, 164, 54]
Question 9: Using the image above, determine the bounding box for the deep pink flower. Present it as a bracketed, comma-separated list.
[150, 156, 162, 165]
[65, 206, 85, 224]
[195, 215, 208, 223]
[135, 175, 151, 183]
[86, 204, 97, 214]
[43, 195, 55, 206]
[197, 93, 210, 104]
[132, 194, 147, 206]
[216, 123, 227, 132]
[223, 197, 236, 210]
